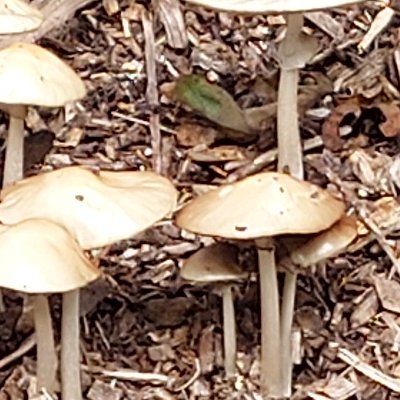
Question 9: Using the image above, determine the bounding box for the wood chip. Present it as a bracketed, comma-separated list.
[336, 346, 400, 392]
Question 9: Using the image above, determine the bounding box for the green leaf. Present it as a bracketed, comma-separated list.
[172, 74, 254, 137]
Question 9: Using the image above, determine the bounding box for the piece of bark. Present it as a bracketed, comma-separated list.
[153, 0, 188, 49]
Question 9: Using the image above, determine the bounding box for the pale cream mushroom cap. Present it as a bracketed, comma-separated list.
[182, 0, 365, 13]
[176, 172, 345, 239]
[290, 215, 358, 267]
[0, 166, 178, 249]
[0, 43, 86, 107]
[0, 218, 99, 293]
[0, 0, 43, 34]
[181, 243, 247, 282]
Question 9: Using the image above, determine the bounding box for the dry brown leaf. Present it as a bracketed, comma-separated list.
[198, 326, 215, 374]
[322, 98, 361, 151]
[350, 290, 379, 328]
[87, 380, 123, 400]
[368, 197, 400, 233]
[348, 149, 393, 195]
[307, 375, 358, 400]
[175, 123, 218, 147]
[375, 277, 400, 314]
[377, 103, 400, 138]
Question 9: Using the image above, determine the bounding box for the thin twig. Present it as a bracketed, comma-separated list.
[0, 333, 35, 370]
[336, 345, 400, 392]
[111, 111, 177, 135]
[142, 9, 163, 174]
[82, 365, 171, 384]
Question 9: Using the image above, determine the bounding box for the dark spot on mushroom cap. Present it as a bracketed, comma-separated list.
[310, 191, 320, 199]
[75, 194, 84, 201]
[279, 186, 284, 193]
[235, 226, 247, 232]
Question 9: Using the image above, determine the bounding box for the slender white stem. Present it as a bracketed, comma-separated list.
[256, 238, 281, 398]
[61, 289, 82, 400]
[3, 105, 27, 186]
[277, 13, 304, 180]
[1, 106, 27, 313]
[280, 270, 298, 397]
[221, 284, 236, 378]
[277, 14, 305, 399]
[32, 294, 57, 395]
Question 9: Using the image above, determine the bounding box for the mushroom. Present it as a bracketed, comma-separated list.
[0, 0, 43, 34]
[181, 242, 247, 377]
[289, 214, 358, 266]
[175, 171, 345, 398]
[0, 165, 177, 400]
[0, 42, 85, 186]
[0, 218, 99, 395]
[279, 215, 358, 395]
[177, 3, 361, 397]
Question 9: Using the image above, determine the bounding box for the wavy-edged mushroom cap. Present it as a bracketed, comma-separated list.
[0, 219, 99, 293]
[290, 215, 358, 267]
[0, 0, 43, 34]
[181, 243, 247, 282]
[182, 0, 365, 13]
[176, 172, 345, 239]
[0, 43, 86, 107]
[0, 166, 178, 249]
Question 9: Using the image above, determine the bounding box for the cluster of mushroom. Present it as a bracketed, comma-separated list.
[176, 0, 365, 398]
[176, 172, 357, 398]
[0, 166, 178, 399]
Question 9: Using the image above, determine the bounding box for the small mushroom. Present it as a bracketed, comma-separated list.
[279, 215, 358, 395]
[176, 171, 345, 397]
[181, 242, 247, 377]
[0, 218, 99, 395]
[0, 0, 43, 34]
[289, 215, 359, 266]
[0, 42, 86, 186]
[0, 166, 178, 400]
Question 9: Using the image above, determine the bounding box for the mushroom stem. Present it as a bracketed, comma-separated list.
[61, 289, 82, 400]
[32, 294, 57, 395]
[1, 106, 27, 313]
[3, 105, 27, 186]
[277, 13, 304, 179]
[256, 237, 281, 398]
[221, 284, 237, 378]
[277, 13, 305, 398]
[280, 269, 298, 397]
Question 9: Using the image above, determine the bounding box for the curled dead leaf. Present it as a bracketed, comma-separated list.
[376, 103, 400, 138]
[322, 99, 361, 151]
[375, 277, 400, 314]
[175, 123, 218, 147]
